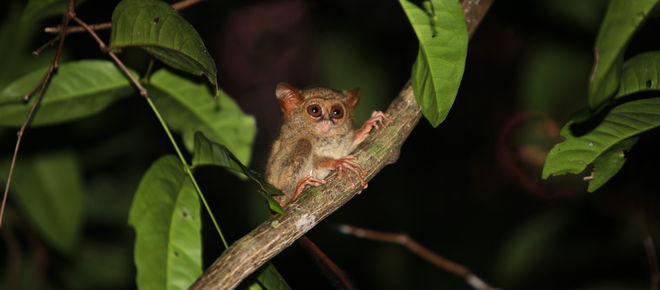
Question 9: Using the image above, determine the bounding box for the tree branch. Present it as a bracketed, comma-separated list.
[44, 0, 204, 34]
[0, 0, 75, 227]
[190, 1, 493, 289]
[337, 224, 498, 290]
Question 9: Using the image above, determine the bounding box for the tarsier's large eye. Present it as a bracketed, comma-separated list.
[307, 104, 322, 118]
[330, 105, 344, 119]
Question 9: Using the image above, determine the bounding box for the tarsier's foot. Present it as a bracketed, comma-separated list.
[288, 176, 326, 205]
[327, 155, 368, 190]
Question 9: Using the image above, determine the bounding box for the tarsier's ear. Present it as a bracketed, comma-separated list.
[276, 82, 303, 115]
[344, 88, 360, 110]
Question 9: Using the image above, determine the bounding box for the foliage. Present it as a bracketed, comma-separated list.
[129, 155, 202, 290]
[399, 0, 468, 127]
[542, 0, 660, 191]
[0, 0, 658, 289]
[110, 0, 218, 90]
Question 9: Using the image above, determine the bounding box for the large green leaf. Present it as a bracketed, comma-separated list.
[615, 51, 660, 98]
[542, 97, 660, 182]
[129, 155, 202, 290]
[149, 69, 256, 164]
[1, 151, 84, 255]
[192, 132, 284, 214]
[110, 0, 218, 90]
[0, 60, 135, 127]
[400, 0, 468, 127]
[588, 0, 659, 108]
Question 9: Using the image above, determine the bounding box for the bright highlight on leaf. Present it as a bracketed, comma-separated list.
[588, 0, 659, 108]
[110, 0, 218, 90]
[129, 155, 202, 290]
[149, 69, 256, 165]
[0, 60, 135, 126]
[399, 0, 468, 127]
[193, 132, 285, 214]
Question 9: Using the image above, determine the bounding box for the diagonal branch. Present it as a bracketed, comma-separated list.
[337, 224, 498, 290]
[0, 0, 75, 227]
[190, 1, 493, 289]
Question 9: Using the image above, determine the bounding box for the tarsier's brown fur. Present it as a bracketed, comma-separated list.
[265, 83, 391, 205]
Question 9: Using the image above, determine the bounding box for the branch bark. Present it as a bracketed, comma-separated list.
[190, 1, 493, 289]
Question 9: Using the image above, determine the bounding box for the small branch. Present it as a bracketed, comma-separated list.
[171, 0, 205, 10]
[298, 236, 356, 290]
[44, 0, 205, 34]
[462, 0, 494, 37]
[0, 0, 75, 227]
[70, 16, 147, 98]
[32, 35, 61, 56]
[646, 236, 659, 290]
[337, 225, 499, 290]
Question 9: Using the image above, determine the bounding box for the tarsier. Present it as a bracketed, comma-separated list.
[265, 82, 392, 206]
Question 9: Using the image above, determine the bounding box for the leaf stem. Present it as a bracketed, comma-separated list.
[71, 14, 228, 248]
[145, 97, 228, 248]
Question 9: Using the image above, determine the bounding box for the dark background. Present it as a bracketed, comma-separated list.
[1, 0, 659, 289]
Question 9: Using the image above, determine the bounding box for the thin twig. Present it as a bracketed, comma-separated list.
[171, 0, 204, 10]
[70, 16, 147, 98]
[646, 236, 659, 290]
[337, 225, 499, 290]
[44, 0, 205, 34]
[0, 0, 75, 227]
[298, 236, 356, 290]
[32, 35, 61, 56]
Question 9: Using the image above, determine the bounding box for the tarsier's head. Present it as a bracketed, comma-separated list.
[276, 82, 359, 136]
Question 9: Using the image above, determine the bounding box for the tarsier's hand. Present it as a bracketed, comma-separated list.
[353, 111, 393, 147]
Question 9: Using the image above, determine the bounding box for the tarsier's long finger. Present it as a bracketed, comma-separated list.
[345, 166, 367, 188]
[372, 111, 393, 127]
[343, 161, 368, 177]
[344, 169, 357, 188]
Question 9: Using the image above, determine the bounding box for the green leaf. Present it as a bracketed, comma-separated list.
[247, 263, 291, 290]
[615, 51, 660, 98]
[110, 0, 218, 90]
[0, 60, 135, 127]
[542, 97, 660, 181]
[149, 69, 256, 165]
[588, 0, 660, 108]
[129, 155, 202, 290]
[587, 137, 637, 192]
[400, 0, 468, 127]
[1, 151, 84, 255]
[192, 132, 284, 214]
